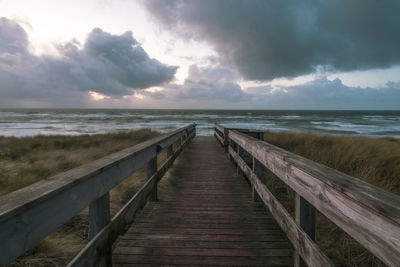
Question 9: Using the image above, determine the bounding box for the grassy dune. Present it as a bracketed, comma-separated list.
[0, 129, 161, 266]
[1, 130, 399, 266]
[262, 131, 400, 267]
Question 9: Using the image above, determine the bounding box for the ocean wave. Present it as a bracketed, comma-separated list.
[1, 110, 399, 138]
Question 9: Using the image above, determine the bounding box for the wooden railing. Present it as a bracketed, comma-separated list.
[214, 124, 400, 267]
[0, 124, 196, 266]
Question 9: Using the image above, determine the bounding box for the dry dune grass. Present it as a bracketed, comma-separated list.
[0, 129, 161, 266]
[1, 129, 399, 266]
[0, 129, 160, 197]
[263, 131, 400, 195]
[262, 131, 400, 267]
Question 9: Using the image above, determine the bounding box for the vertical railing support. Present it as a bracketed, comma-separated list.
[176, 136, 182, 149]
[223, 128, 229, 152]
[252, 158, 262, 202]
[294, 193, 316, 267]
[237, 144, 245, 175]
[147, 154, 158, 201]
[258, 132, 264, 141]
[89, 192, 111, 266]
[167, 145, 173, 158]
[251, 132, 264, 202]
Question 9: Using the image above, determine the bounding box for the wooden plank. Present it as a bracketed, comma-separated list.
[67, 133, 193, 267]
[166, 145, 172, 158]
[116, 239, 292, 249]
[214, 124, 225, 136]
[229, 130, 400, 266]
[121, 232, 287, 241]
[147, 157, 157, 201]
[113, 137, 292, 266]
[130, 222, 279, 229]
[127, 228, 281, 235]
[295, 193, 316, 267]
[215, 131, 225, 145]
[114, 247, 293, 257]
[89, 193, 111, 266]
[113, 254, 293, 266]
[214, 124, 230, 152]
[89, 193, 110, 239]
[252, 157, 262, 202]
[229, 146, 333, 267]
[0, 124, 195, 265]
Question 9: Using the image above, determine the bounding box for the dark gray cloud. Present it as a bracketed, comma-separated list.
[0, 18, 177, 107]
[143, 0, 400, 80]
[145, 65, 251, 103]
[143, 63, 400, 109]
[249, 78, 400, 110]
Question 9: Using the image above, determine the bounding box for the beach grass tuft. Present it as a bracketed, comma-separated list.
[262, 131, 399, 266]
[1, 129, 399, 266]
[0, 129, 161, 266]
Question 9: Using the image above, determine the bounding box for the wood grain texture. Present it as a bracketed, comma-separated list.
[229, 130, 400, 267]
[113, 137, 292, 266]
[0, 124, 195, 266]
[229, 146, 333, 267]
[67, 130, 194, 267]
[89, 193, 110, 239]
[147, 157, 157, 201]
[294, 194, 316, 267]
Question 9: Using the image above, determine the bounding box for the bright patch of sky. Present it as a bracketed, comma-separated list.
[0, 0, 216, 84]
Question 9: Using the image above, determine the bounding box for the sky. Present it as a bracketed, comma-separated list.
[0, 0, 399, 109]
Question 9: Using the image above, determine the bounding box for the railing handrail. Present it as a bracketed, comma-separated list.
[214, 123, 400, 267]
[0, 124, 196, 266]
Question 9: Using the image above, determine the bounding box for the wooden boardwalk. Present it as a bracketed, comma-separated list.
[113, 136, 293, 266]
[3, 124, 399, 266]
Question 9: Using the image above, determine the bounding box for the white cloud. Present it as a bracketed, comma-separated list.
[0, 18, 177, 107]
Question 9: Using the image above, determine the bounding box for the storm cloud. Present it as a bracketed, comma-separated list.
[145, 65, 251, 104]
[143, 0, 400, 80]
[250, 78, 400, 110]
[0, 17, 177, 106]
[143, 64, 400, 109]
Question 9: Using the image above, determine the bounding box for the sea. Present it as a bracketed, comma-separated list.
[0, 109, 399, 138]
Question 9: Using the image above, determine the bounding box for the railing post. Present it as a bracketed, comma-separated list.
[89, 192, 111, 266]
[223, 128, 229, 152]
[252, 158, 262, 202]
[167, 144, 173, 158]
[294, 193, 316, 267]
[258, 132, 264, 141]
[147, 154, 158, 201]
[237, 144, 245, 175]
[176, 136, 182, 149]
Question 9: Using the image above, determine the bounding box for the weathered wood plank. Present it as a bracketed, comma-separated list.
[116, 239, 292, 249]
[166, 145, 173, 158]
[113, 254, 293, 266]
[88, 192, 111, 266]
[229, 130, 400, 266]
[229, 146, 333, 267]
[67, 132, 193, 267]
[147, 157, 157, 201]
[252, 157, 262, 202]
[295, 193, 316, 267]
[0, 124, 195, 266]
[127, 228, 281, 235]
[114, 247, 293, 257]
[89, 193, 111, 239]
[129, 222, 279, 229]
[215, 131, 225, 145]
[113, 137, 292, 266]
